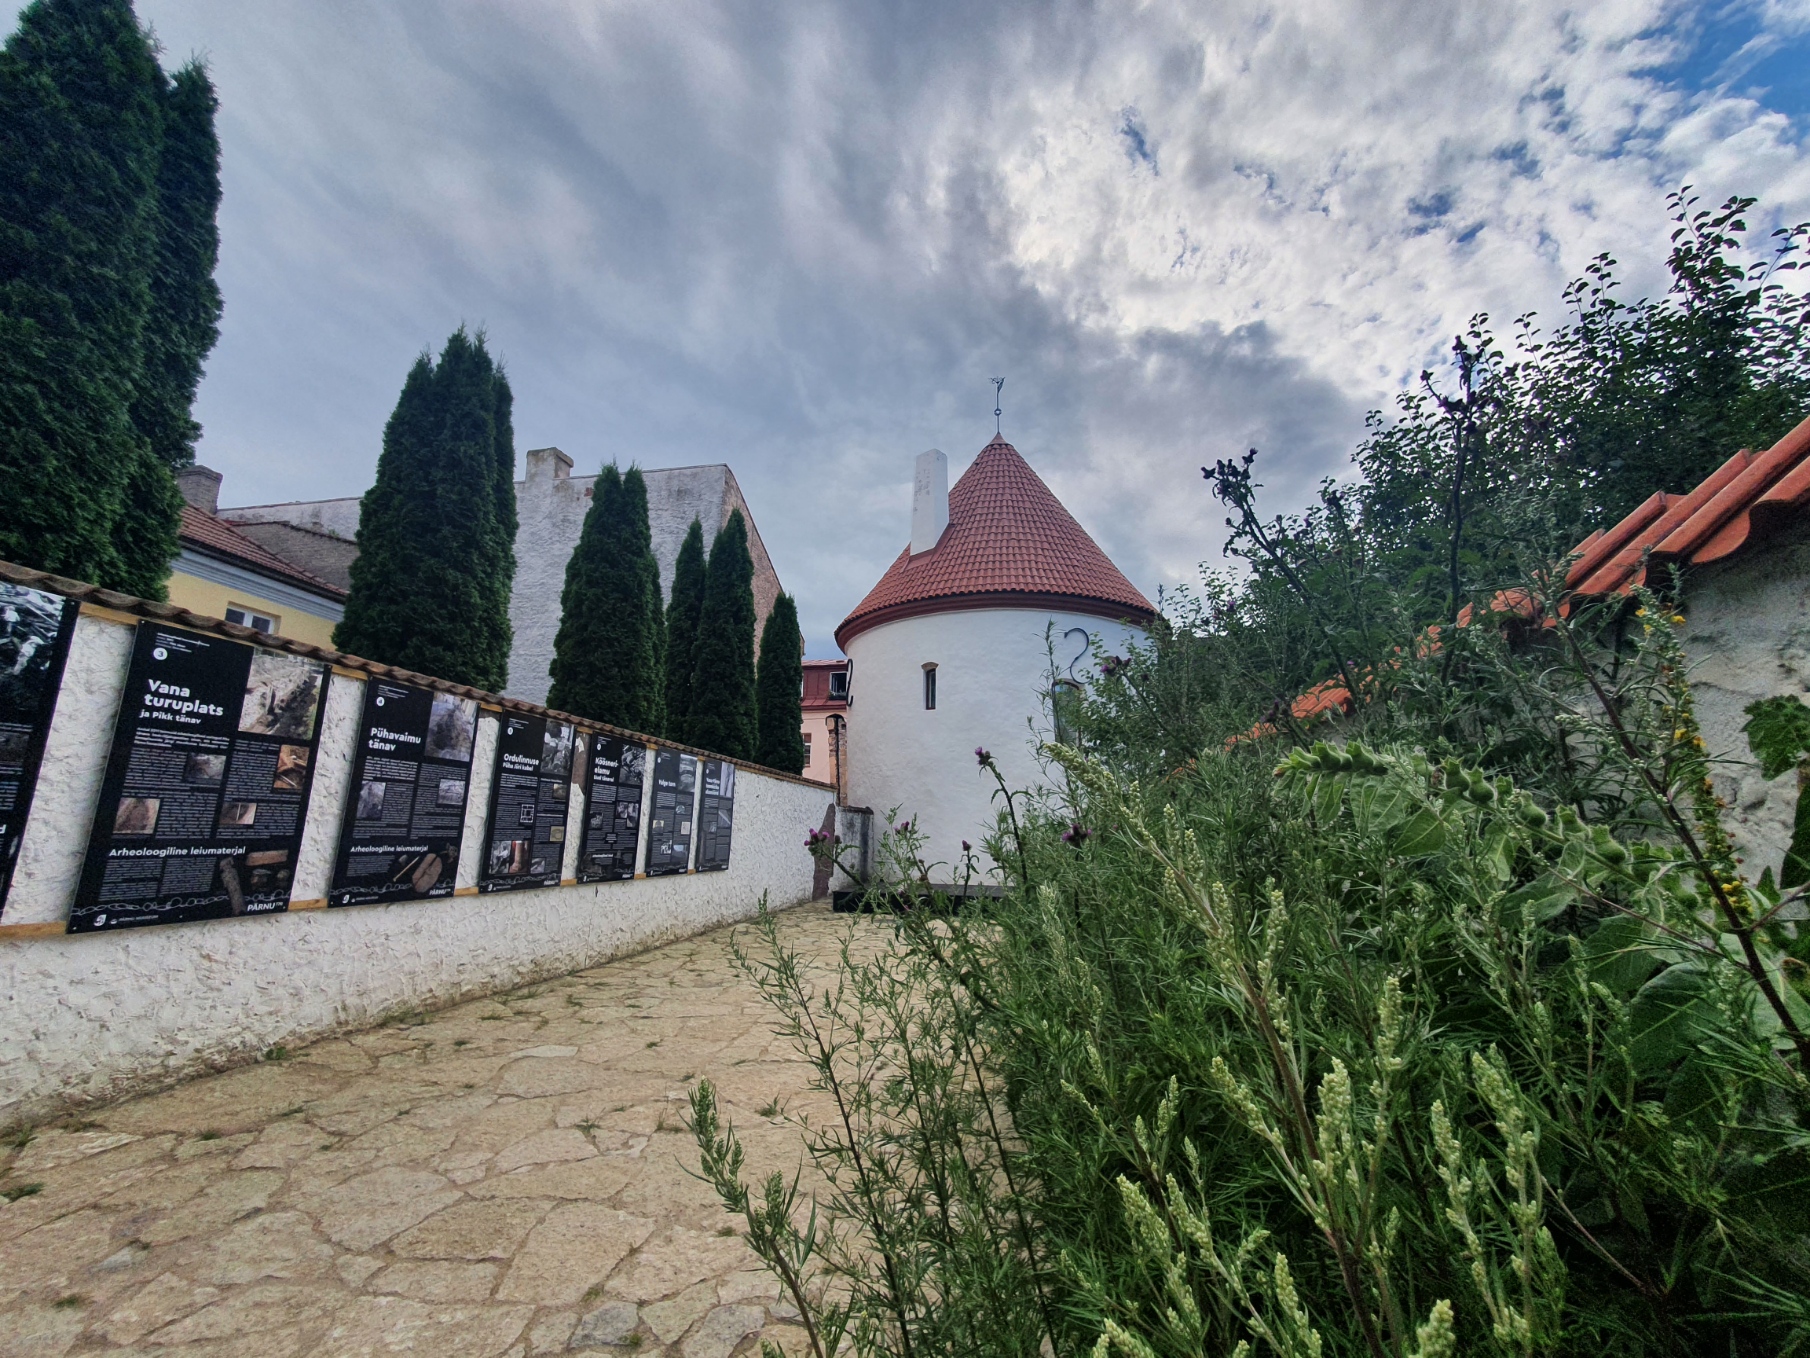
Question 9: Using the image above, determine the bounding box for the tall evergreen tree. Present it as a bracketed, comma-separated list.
[662, 518, 707, 741]
[131, 60, 221, 474]
[754, 593, 805, 774]
[481, 368, 518, 688]
[638, 473, 667, 737]
[0, 0, 191, 597]
[686, 509, 757, 760]
[547, 464, 664, 730]
[335, 328, 516, 690]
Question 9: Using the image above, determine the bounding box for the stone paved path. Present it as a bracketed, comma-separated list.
[0, 903, 878, 1358]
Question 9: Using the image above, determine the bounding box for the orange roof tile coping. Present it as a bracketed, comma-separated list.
[1242, 415, 1810, 744]
[835, 436, 1155, 648]
[178, 505, 348, 600]
[1568, 410, 1810, 597]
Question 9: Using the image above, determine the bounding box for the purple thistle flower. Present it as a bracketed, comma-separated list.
[1061, 821, 1090, 846]
[975, 746, 992, 766]
[961, 840, 972, 853]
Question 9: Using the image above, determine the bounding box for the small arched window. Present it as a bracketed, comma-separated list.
[922, 662, 938, 711]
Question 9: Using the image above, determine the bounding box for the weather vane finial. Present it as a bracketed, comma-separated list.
[992, 377, 1005, 435]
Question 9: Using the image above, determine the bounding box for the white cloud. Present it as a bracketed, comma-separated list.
[112, 0, 1810, 653]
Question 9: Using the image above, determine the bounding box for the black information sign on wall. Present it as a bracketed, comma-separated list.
[696, 759, 734, 872]
[480, 713, 574, 892]
[330, 679, 478, 907]
[1, 583, 79, 917]
[71, 623, 327, 933]
[645, 748, 697, 876]
[577, 735, 644, 882]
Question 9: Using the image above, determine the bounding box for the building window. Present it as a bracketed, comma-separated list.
[802, 732, 813, 765]
[828, 671, 848, 700]
[225, 604, 277, 634]
[923, 663, 937, 711]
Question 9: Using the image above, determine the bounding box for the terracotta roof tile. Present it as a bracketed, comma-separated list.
[178, 505, 348, 600]
[835, 437, 1155, 647]
[1568, 411, 1810, 596]
[1240, 415, 1810, 744]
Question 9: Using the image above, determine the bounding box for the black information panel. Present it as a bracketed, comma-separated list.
[645, 748, 697, 876]
[71, 623, 327, 933]
[480, 713, 574, 892]
[1, 584, 79, 916]
[696, 759, 734, 872]
[330, 679, 478, 907]
[577, 735, 644, 882]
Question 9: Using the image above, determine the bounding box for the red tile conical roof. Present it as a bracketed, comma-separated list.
[835, 437, 1156, 649]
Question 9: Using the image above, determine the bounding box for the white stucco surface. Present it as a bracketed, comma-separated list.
[455, 712, 502, 892]
[844, 607, 1145, 875]
[6, 615, 133, 927]
[0, 613, 838, 1128]
[290, 670, 363, 904]
[1680, 522, 1810, 880]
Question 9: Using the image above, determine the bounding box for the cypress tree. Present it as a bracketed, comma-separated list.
[686, 509, 757, 760]
[481, 368, 517, 687]
[131, 60, 221, 474]
[335, 328, 517, 690]
[636, 469, 666, 736]
[0, 0, 182, 596]
[754, 593, 805, 774]
[662, 518, 707, 741]
[547, 464, 663, 730]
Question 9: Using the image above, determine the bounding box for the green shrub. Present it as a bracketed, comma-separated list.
[693, 605, 1810, 1358]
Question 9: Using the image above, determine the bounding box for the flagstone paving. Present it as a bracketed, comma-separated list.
[0, 903, 880, 1358]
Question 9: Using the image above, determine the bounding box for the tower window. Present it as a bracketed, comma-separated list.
[923, 663, 937, 711]
[828, 671, 848, 700]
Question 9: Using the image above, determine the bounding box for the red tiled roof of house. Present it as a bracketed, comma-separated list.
[835, 436, 1156, 648]
[1566, 411, 1810, 596]
[1240, 413, 1810, 744]
[179, 506, 348, 600]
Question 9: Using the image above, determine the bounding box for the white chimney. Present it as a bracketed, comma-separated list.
[910, 448, 948, 555]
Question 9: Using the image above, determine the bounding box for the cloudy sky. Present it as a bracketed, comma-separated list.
[100, 1, 1810, 653]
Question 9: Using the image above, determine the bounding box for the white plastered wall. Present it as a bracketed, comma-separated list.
[0, 611, 837, 1128]
[843, 607, 1145, 876]
[1679, 521, 1810, 881]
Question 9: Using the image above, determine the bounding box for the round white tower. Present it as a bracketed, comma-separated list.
[836, 436, 1155, 878]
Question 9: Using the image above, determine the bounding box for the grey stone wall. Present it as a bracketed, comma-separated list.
[220, 450, 784, 707]
[228, 521, 358, 591]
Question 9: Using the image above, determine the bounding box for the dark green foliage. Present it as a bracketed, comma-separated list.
[131, 60, 220, 475]
[334, 329, 516, 691]
[663, 518, 707, 742]
[703, 621, 1810, 1357]
[1744, 695, 1810, 887]
[754, 593, 805, 773]
[686, 509, 757, 759]
[547, 464, 665, 732]
[1742, 695, 1810, 779]
[0, 0, 208, 598]
[1198, 190, 1810, 709]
